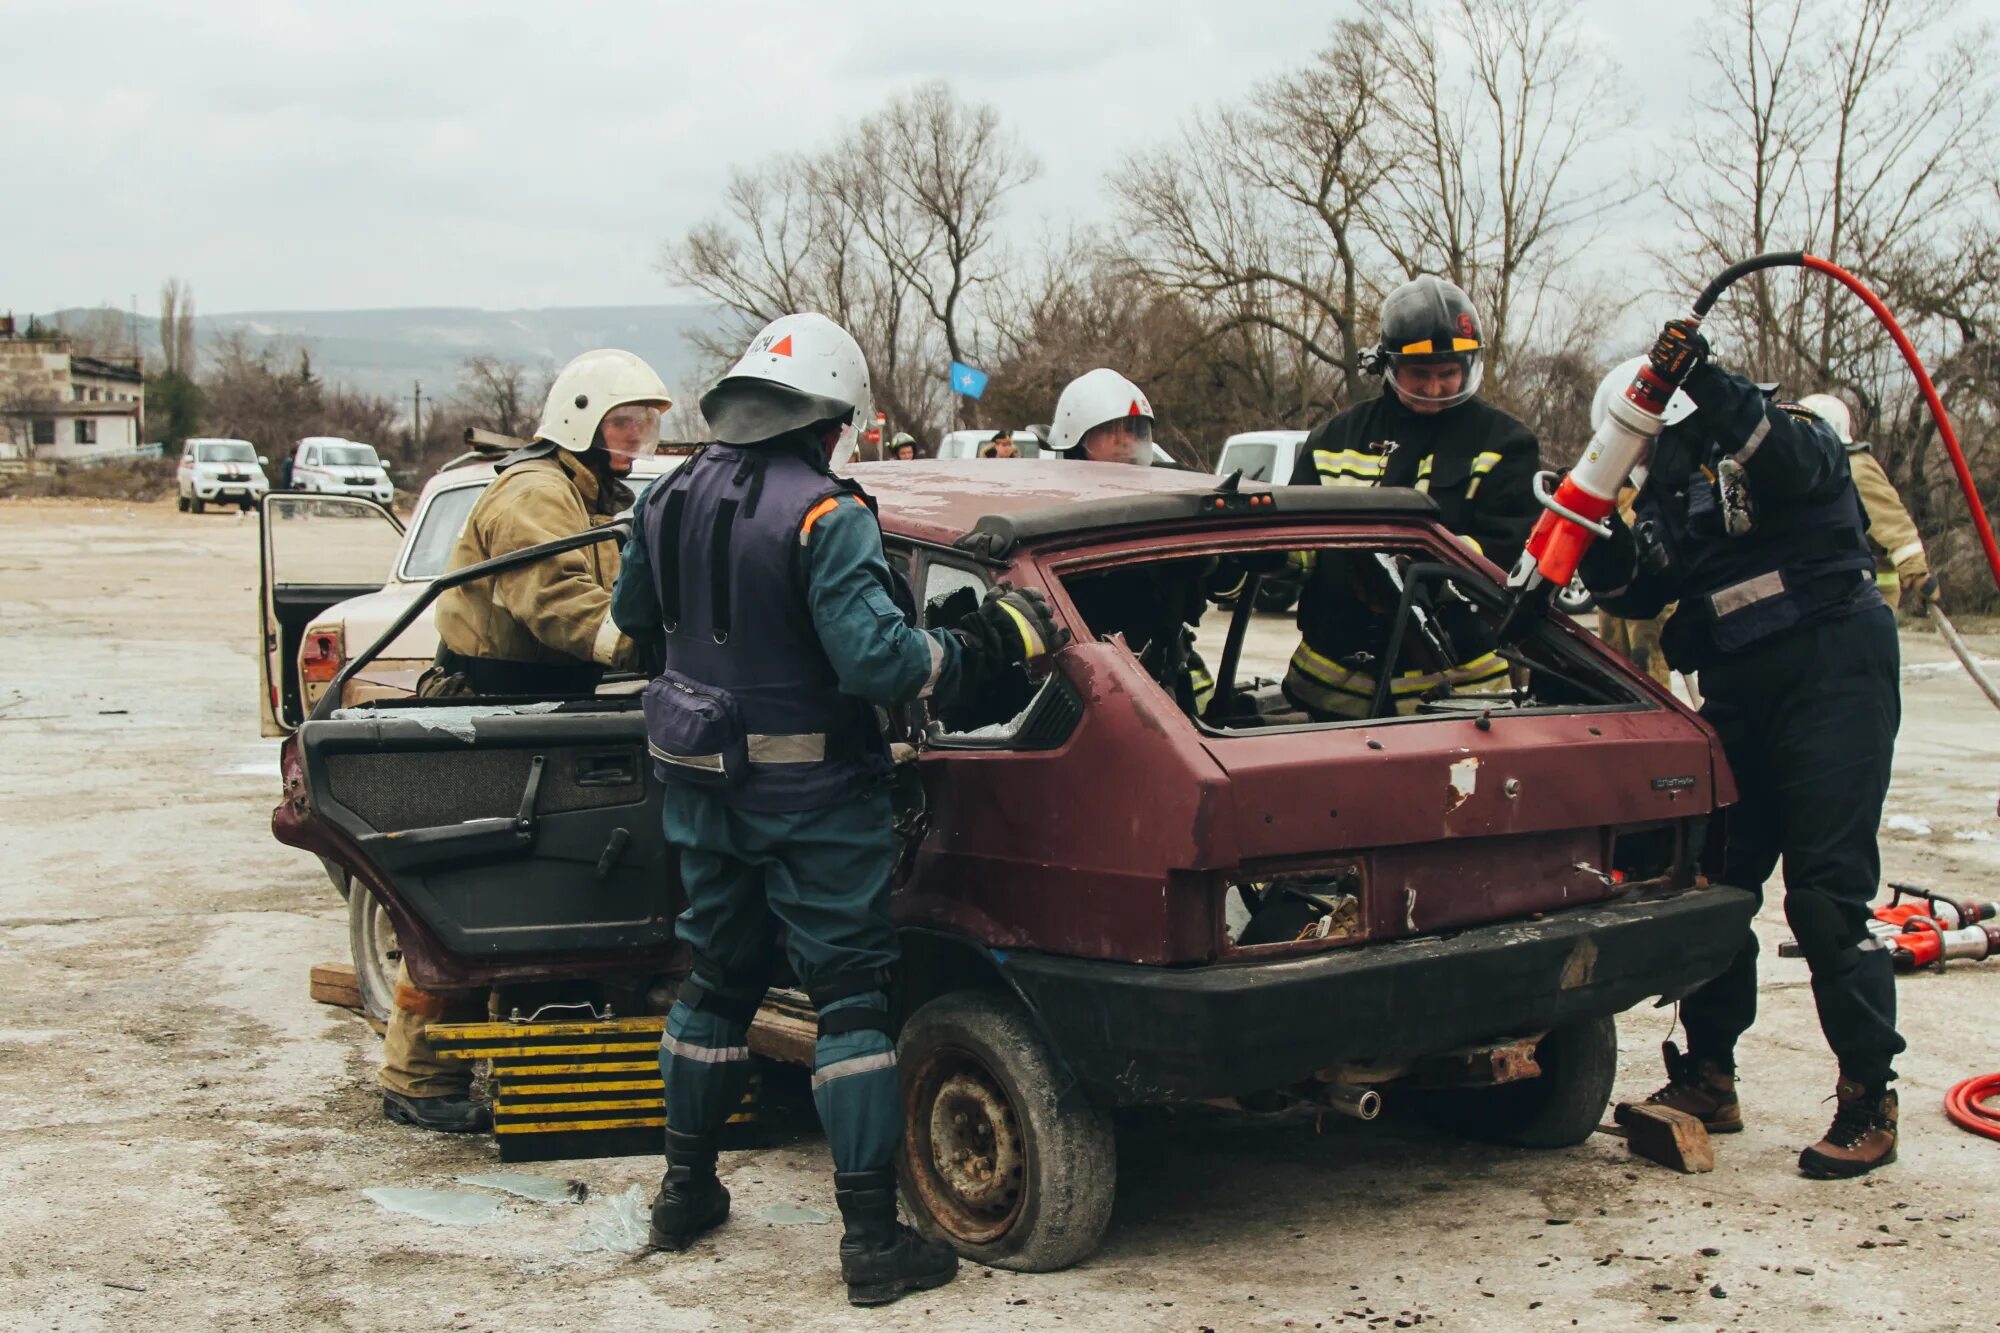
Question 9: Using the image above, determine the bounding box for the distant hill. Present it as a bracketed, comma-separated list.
[40, 303, 729, 401]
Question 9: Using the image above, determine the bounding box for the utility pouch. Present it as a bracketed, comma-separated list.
[642, 668, 748, 788]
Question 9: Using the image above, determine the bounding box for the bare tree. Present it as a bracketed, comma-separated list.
[455, 355, 535, 438]
[159, 278, 197, 377]
[1365, 0, 1630, 371]
[664, 84, 1036, 440]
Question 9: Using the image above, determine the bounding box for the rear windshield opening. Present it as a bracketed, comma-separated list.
[1056, 541, 1645, 732]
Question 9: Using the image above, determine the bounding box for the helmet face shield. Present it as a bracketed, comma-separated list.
[1078, 414, 1154, 466]
[1387, 353, 1481, 413]
[599, 404, 663, 469]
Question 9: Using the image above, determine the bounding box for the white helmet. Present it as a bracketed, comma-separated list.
[1796, 392, 1854, 444]
[1591, 355, 1697, 433]
[1047, 368, 1154, 464]
[535, 349, 673, 453]
[700, 312, 872, 449]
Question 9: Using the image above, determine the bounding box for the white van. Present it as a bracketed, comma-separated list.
[292, 436, 394, 503]
[1214, 430, 1310, 484]
[934, 428, 1044, 460]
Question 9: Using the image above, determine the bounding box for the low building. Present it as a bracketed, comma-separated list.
[0, 322, 146, 461]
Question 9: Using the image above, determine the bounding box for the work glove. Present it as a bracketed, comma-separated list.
[1900, 565, 1940, 612]
[1576, 507, 1638, 596]
[1647, 318, 1709, 386]
[954, 584, 1067, 669]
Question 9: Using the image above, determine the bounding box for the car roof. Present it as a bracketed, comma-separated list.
[848, 459, 1436, 554]
[412, 452, 679, 500]
[187, 437, 255, 447]
[1222, 430, 1308, 446]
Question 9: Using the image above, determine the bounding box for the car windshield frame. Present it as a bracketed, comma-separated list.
[397, 482, 488, 582]
[198, 442, 257, 464]
[322, 444, 379, 467]
[1037, 523, 1650, 736]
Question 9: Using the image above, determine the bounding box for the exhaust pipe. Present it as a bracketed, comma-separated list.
[1319, 1084, 1382, 1121]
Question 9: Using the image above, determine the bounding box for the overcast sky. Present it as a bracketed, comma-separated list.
[3, 0, 1692, 316]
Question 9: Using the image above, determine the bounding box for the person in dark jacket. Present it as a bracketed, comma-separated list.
[1291, 275, 1541, 571]
[610, 312, 1063, 1305]
[1578, 320, 1905, 1179]
[1284, 277, 1532, 717]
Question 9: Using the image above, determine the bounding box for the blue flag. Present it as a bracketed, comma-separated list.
[949, 360, 989, 399]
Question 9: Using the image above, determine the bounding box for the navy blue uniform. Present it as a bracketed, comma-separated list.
[1582, 363, 1904, 1091]
[613, 444, 969, 1172]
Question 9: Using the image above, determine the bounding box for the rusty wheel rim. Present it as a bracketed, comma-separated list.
[905, 1046, 1026, 1245]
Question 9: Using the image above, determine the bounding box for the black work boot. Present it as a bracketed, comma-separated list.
[1799, 1079, 1898, 1179]
[833, 1169, 959, 1307]
[381, 1089, 490, 1134]
[1644, 1040, 1743, 1133]
[649, 1127, 730, 1251]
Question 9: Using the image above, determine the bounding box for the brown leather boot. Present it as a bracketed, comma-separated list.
[1644, 1041, 1743, 1133]
[1799, 1079, 1898, 1179]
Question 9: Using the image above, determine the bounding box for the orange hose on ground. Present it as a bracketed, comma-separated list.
[1945, 1073, 2000, 1142]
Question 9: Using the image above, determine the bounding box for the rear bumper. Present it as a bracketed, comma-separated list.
[996, 883, 1757, 1106]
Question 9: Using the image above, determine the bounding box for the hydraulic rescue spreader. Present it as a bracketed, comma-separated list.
[1498, 251, 2000, 643]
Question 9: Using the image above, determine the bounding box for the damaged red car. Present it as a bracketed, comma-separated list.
[272, 460, 1753, 1272]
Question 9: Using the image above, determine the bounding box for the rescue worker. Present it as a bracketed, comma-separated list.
[1045, 368, 1215, 711]
[1797, 392, 1939, 616]
[1291, 274, 1540, 567]
[1578, 326, 1906, 1178]
[381, 348, 671, 1135]
[610, 313, 1063, 1305]
[1596, 486, 1676, 691]
[888, 432, 920, 461]
[1284, 277, 1533, 716]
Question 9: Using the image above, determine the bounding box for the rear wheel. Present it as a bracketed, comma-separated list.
[346, 877, 400, 1024]
[898, 991, 1116, 1272]
[176, 494, 190, 513]
[1431, 1016, 1618, 1149]
[191, 496, 205, 514]
[1555, 574, 1596, 617]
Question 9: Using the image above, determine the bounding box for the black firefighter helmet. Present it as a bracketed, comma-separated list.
[1373, 275, 1484, 411]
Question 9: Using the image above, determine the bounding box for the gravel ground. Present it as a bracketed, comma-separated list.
[3, 498, 1997, 1332]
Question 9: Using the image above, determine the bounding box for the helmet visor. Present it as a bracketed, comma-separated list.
[1387, 353, 1481, 412]
[1078, 415, 1154, 466]
[599, 404, 662, 464]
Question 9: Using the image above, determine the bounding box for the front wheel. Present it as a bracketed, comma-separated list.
[176, 494, 190, 512]
[346, 876, 400, 1024]
[191, 496, 205, 514]
[1554, 573, 1596, 617]
[898, 991, 1116, 1272]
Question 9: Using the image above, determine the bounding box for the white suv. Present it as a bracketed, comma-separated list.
[292, 436, 394, 503]
[177, 438, 271, 512]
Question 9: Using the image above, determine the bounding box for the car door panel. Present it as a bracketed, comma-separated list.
[258, 492, 404, 735]
[293, 708, 680, 978]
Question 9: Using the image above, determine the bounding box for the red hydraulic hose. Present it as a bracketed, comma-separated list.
[1946, 1073, 2000, 1142]
[1692, 251, 2000, 594]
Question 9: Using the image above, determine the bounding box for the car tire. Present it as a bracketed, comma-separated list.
[177, 494, 190, 512]
[1433, 1016, 1618, 1150]
[1254, 575, 1302, 614]
[191, 496, 205, 514]
[898, 990, 1116, 1273]
[346, 875, 400, 1025]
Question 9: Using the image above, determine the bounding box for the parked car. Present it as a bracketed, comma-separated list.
[270, 459, 1752, 1272]
[1214, 428, 1310, 484]
[176, 437, 270, 512]
[291, 436, 395, 503]
[257, 451, 683, 737]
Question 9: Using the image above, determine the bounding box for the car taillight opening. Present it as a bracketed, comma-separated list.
[300, 626, 345, 684]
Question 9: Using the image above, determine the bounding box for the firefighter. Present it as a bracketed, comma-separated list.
[1579, 324, 1906, 1178]
[1797, 392, 1939, 616]
[610, 312, 1062, 1305]
[1283, 277, 1532, 716]
[1290, 274, 1540, 567]
[1045, 368, 1216, 710]
[381, 348, 671, 1135]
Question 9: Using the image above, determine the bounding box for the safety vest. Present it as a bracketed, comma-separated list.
[636, 444, 887, 811]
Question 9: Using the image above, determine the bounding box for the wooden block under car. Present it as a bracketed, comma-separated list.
[427, 1015, 762, 1162]
[309, 962, 363, 1012]
[1606, 1101, 1716, 1173]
